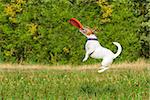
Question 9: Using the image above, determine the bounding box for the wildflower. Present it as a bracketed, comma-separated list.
[28, 23, 38, 35]
[63, 47, 69, 54]
[97, 0, 113, 23]
[4, 4, 16, 17]
[16, 0, 26, 4]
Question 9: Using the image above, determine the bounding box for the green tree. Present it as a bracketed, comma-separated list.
[140, 2, 150, 58]
[132, 0, 150, 58]
[0, 0, 145, 64]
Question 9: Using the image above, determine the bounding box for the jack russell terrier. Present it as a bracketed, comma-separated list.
[79, 27, 122, 73]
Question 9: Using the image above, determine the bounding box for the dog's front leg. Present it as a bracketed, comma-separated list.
[82, 48, 94, 62]
[82, 52, 89, 62]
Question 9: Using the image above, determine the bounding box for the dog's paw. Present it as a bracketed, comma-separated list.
[98, 67, 109, 73]
[82, 59, 87, 62]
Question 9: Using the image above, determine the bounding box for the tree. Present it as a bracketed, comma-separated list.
[133, 0, 150, 58]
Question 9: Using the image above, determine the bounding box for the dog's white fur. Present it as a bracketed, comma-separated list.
[80, 28, 122, 73]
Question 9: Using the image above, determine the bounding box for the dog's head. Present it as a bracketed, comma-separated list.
[79, 27, 94, 36]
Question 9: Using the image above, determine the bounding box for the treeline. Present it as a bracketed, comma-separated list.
[0, 0, 149, 65]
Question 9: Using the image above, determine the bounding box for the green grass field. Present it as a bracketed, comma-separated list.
[0, 61, 149, 99]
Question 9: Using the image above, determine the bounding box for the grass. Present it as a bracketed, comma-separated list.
[0, 60, 149, 99]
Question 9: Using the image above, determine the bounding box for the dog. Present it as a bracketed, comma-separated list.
[79, 27, 122, 73]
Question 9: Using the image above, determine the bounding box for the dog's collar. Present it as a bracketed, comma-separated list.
[87, 38, 98, 41]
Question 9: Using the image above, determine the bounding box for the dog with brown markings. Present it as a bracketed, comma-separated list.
[79, 27, 122, 73]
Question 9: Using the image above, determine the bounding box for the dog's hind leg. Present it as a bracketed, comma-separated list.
[98, 66, 109, 73]
[98, 58, 113, 73]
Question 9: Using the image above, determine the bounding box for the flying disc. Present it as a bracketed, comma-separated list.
[68, 18, 83, 29]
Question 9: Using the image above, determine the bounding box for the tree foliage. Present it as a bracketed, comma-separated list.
[0, 0, 146, 64]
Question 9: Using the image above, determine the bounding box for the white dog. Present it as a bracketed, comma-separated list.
[79, 27, 122, 73]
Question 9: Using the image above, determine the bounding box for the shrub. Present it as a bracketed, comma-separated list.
[0, 0, 143, 64]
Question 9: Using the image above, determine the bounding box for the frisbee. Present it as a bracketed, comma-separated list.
[68, 18, 83, 29]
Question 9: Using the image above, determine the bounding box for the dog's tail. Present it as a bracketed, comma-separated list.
[113, 42, 122, 59]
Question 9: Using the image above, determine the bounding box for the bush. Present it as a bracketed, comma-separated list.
[0, 0, 143, 65]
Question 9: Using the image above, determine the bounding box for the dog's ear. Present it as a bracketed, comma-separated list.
[86, 30, 93, 35]
[91, 30, 95, 34]
[90, 28, 96, 34]
[88, 28, 95, 35]
[85, 26, 95, 34]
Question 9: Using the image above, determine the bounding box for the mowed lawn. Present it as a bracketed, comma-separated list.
[0, 60, 149, 99]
